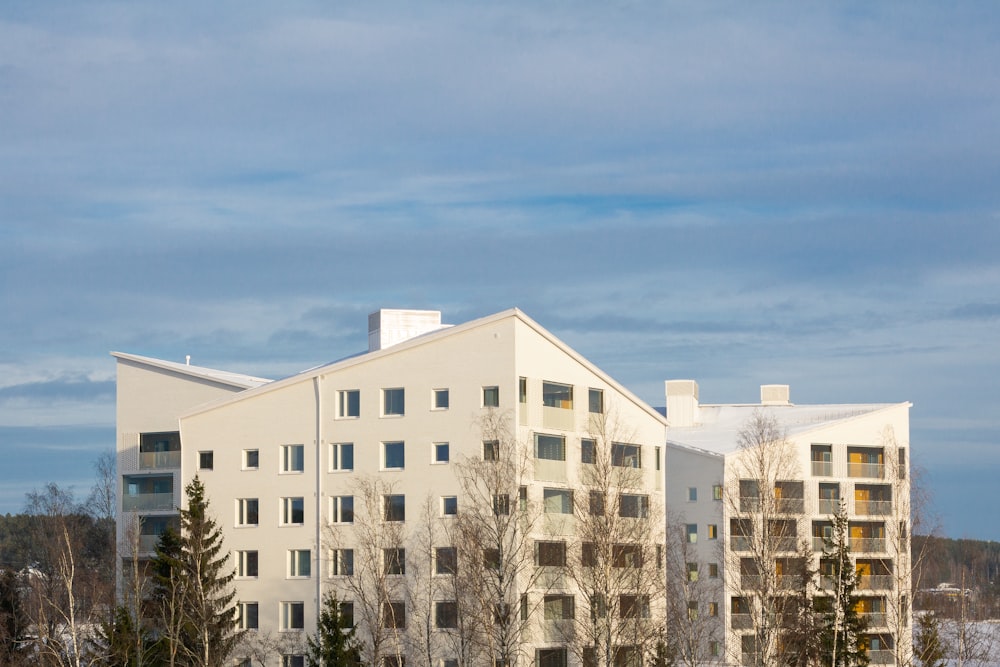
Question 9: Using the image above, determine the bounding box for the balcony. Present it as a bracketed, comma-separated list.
[138, 534, 161, 553]
[739, 496, 760, 513]
[855, 500, 892, 516]
[768, 536, 798, 552]
[818, 499, 840, 514]
[731, 536, 751, 552]
[776, 575, 804, 590]
[813, 537, 828, 552]
[139, 450, 181, 469]
[812, 460, 833, 476]
[868, 649, 893, 664]
[859, 612, 887, 628]
[857, 574, 893, 591]
[775, 497, 804, 514]
[731, 613, 753, 630]
[848, 462, 884, 479]
[850, 537, 887, 553]
[122, 492, 175, 512]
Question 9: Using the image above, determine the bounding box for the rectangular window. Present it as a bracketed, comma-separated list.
[238, 601, 259, 630]
[713, 484, 723, 501]
[283, 658, 304, 667]
[331, 549, 354, 576]
[383, 441, 405, 469]
[612, 443, 641, 468]
[537, 648, 568, 667]
[582, 542, 597, 567]
[384, 548, 405, 575]
[536, 541, 567, 567]
[434, 442, 450, 463]
[433, 388, 449, 410]
[519, 486, 528, 511]
[898, 447, 907, 479]
[281, 445, 305, 473]
[281, 497, 304, 525]
[493, 494, 510, 516]
[708, 524, 718, 539]
[519, 377, 527, 404]
[709, 602, 719, 617]
[688, 487, 698, 502]
[281, 601, 305, 630]
[656, 446, 661, 471]
[483, 386, 499, 408]
[199, 451, 214, 470]
[243, 449, 259, 470]
[237, 550, 258, 577]
[237, 498, 259, 526]
[337, 390, 360, 418]
[543, 488, 573, 514]
[543, 594, 575, 620]
[435, 547, 457, 575]
[687, 562, 699, 581]
[339, 602, 354, 627]
[435, 601, 458, 628]
[709, 562, 719, 578]
[619, 494, 649, 518]
[483, 548, 501, 570]
[331, 496, 354, 524]
[542, 381, 573, 409]
[382, 601, 405, 629]
[535, 433, 566, 461]
[619, 595, 650, 619]
[687, 600, 699, 619]
[289, 549, 311, 578]
[483, 440, 499, 461]
[441, 496, 458, 516]
[589, 491, 605, 516]
[686, 523, 698, 543]
[588, 388, 604, 414]
[331, 443, 354, 471]
[384, 494, 405, 522]
[581, 438, 595, 464]
[613, 544, 643, 568]
[383, 388, 405, 416]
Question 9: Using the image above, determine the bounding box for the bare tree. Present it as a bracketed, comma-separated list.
[723, 411, 803, 667]
[407, 494, 445, 667]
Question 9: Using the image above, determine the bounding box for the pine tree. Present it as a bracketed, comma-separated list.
[0, 568, 29, 665]
[913, 612, 946, 667]
[819, 504, 869, 667]
[306, 592, 362, 666]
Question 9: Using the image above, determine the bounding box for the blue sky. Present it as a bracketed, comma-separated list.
[1, 2, 998, 539]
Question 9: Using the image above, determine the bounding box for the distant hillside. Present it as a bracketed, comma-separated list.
[914, 534, 1000, 619]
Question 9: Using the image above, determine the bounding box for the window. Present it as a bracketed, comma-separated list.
[713, 484, 723, 501]
[710, 642, 720, 657]
[442, 496, 458, 516]
[688, 487, 698, 502]
[898, 447, 907, 479]
[687, 562, 699, 581]
[709, 562, 719, 578]
[384, 495, 405, 522]
[581, 438, 596, 464]
[619, 494, 649, 518]
[384, 658, 404, 667]
[237, 498, 259, 526]
[483, 548, 501, 570]
[331, 549, 354, 576]
[238, 601, 258, 630]
[543, 488, 573, 514]
[655, 446, 661, 471]
[339, 602, 354, 627]
[281, 444, 304, 473]
[619, 595, 650, 619]
[433, 388, 449, 410]
[536, 541, 567, 566]
[520, 594, 529, 621]
[383, 388, 405, 416]
[614, 544, 643, 568]
[436, 547, 457, 575]
[434, 442, 450, 463]
[519, 486, 528, 511]
[708, 524, 718, 540]
[688, 600, 699, 619]
[483, 386, 499, 407]
[382, 601, 405, 629]
[281, 497, 304, 525]
[331, 495, 354, 523]
[537, 648, 567, 667]
[544, 594, 575, 620]
[331, 443, 354, 471]
[542, 382, 573, 409]
[589, 491, 605, 516]
[283, 656, 305, 667]
[337, 390, 360, 418]
[483, 440, 499, 461]
[686, 523, 698, 543]
[237, 550, 258, 577]
[588, 388, 604, 414]
[612, 443, 641, 468]
[281, 602, 304, 630]
[243, 449, 259, 470]
[289, 549, 311, 578]
[535, 433, 566, 461]
[519, 377, 527, 404]
[383, 441, 405, 469]
[199, 451, 214, 470]
[384, 548, 405, 575]
[709, 602, 719, 617]
[435, 601, 458, 628]
[493, 494, 510, 516]
[582, 542, 597, 567]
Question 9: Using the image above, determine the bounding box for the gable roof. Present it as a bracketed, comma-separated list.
[110, 351, 272, 390]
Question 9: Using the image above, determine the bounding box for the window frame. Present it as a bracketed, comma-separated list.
[535, 433, 566, 461]
[482, 385, 499, 408]
[330, 443, 354, 472]
[581, 438, 596, 464]
[331, 495, 354, 524]
[435, 547, 457, 575]
[281, 496, 305, 526]
[433, 442, 450, 464]
[288, 549, 311, 578]
[432, 388, 450, 410]
[612, 442, 641, 468]
[281, 601, 305, 631]
[382, 387, 405, 417]
[382, 441, 405, 470]
[281, 444, 305, 474]
[384, 494, 405, 522]
[619, 494, 649, 518]
[238, 601, 259, 630]
[543, 488, 573, 514]
[543, 594, 575, 620]
[536, 540, 567, 567]
[435, 600, 458, 628]
[237, 498, 259, 527]
[588, 388, 604, 414]
[236, 550, 259, 578]
[441, 496, 458, 517]
[384, 548, 406, 575]
[198, 450, 214, 470]
[243, 449, 259, 470]
[542, 381, 573, 409]
[331, 548, 354, 576]
[337, 389, 360, 419]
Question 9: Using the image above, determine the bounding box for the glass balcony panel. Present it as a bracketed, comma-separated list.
[848, 462, 885, 478]
[812, 460, 833, 476]
[139, 450, 182, 469]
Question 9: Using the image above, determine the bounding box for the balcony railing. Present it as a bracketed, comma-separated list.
[768, 537, 798, 552]
[731, 613, 753, 629]
[848, 462, 884, 479]
[818, 499, 840, 514]
[859, 612, 887, 628]
[139, 450, 181, 469]
[812, 460, 833, 476]
[850, 537, 887, 553]
[731, 536, 751, 552]
[857, 575, 893, 591]
[741, 575, 763, 590]
[775, 498, 805, 514]
[855, 500, 892, 516]
[776, 575, 803, 590]
[868, 649, 893, 664]
[122, 492, 175, 512]
[812, 537, 829, 552]
[739, 496, 760, 512]
[138, 535, 162, 553]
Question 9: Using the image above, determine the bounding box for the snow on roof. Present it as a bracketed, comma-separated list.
[111, 352, 272, 390]
[667, 402, 897, 455]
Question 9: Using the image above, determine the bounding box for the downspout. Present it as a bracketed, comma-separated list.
[314, 376, 323, 620]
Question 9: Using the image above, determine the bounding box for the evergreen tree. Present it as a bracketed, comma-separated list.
[780, 545, 823, 667]
[913, 612, 946, 667]
[819, 504, 869, 667]
[306, 592, 362, 666]
[0, 567, 29, 665]
[96, 605, 151, 667]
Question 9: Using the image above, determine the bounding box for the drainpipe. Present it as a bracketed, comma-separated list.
[314, 376, 323, 620]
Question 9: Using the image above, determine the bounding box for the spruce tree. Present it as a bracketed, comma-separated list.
[306, 592, 362, 666]
[819, 504, 869, 667]
[913, 612, 946, 667]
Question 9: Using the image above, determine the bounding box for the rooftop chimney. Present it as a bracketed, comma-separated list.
[665, 379, 699, 427]
[368, 309, 447, 352]
[760, 384, 791, 406]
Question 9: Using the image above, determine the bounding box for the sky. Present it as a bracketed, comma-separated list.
[1, 2, 998, 540]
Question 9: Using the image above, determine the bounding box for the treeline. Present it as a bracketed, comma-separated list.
[913, 534, 1000, 619]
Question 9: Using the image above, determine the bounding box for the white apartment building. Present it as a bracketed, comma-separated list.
[115, 308, 668, 667]
[664, 380, 912, 666]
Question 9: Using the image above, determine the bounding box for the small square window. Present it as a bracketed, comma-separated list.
[536, 541, 567, 567]
[543, 594, 575, 620]
[383, 441, 405, 469]
[581, 438, 595, 464]
[493, 494, 510, 516]
[281, 602, 304, 630]
[535, 434, 566, 461]
[289, 549, 311, 578]
[709, 562, 719, 578]
[433, 388, 449, 410]
[435, 547, 457, 575]
[483, 386, 499, 408]
[435, 601, 458, 628]
[543, 488, 573, 514]
[688, 487, 698, 502]
[537, 648, 567, 667]
[199, 451, 214, 470]
[434, 442, 450, 463]
[331, 443, 354, 471]
[384, 494, 405, 522]
[383, 388, 405, 416]
[243, 449, 259, 470]
[382, 601, 406, 629]
[442, 496, 458, 516]
[384, 548, 406, 575]
[337, 390, 360, 418]
[281, 445, 304, 473]
[483, 440, 499, 461]
[588, 388, 604, 414]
